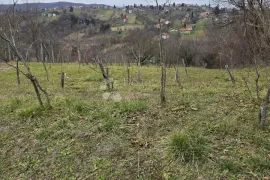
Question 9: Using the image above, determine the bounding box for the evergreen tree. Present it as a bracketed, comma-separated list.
[214, 5, 220, 15]
[69, 6, 74, 12]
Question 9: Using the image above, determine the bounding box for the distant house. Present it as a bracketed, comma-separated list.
[182, 17, 187, 23]
[48, 13, 52, 17]
[179, 24, 194, 34]
[170, 29, 178, 32]
[200, 12, 209, 17]
[154, 24, 161, 29]
[154, 19, 170, 29]
[179, 28, 191, 34]
[128, 10, 133, 14]
[162, 32, 170, 39]
[186, 25, 193, 31]
[164, 20, 170, 25]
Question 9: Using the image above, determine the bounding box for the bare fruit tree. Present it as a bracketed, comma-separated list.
[152, 0, 171, 105]
[213, 0, 270, 127]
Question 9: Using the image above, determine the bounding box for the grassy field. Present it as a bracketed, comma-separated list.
[111, 24, 144, 31]
[1, 63, 270, 179]
[97, 8, 115, 21]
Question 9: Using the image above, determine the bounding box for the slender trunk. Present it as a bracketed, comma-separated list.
[99, 63, 111, 91]
[161, 62, 166, 104]
[182, 58, 188, 76]
[127, 66, 130, 85]
[57, 50, 60, 63]
[259, 86, 270, 128]
[40, 42, 44, 62]
[16, 58, 20, 87]
[7, 43, 11, 61]
[30, 78, 43, 106]
[175, 67, 182, 88]
[225, 65, 235, 85]
[51, 46, 55, 63]
[35, 45, 40, 62]
[40, 43, 49, 81]
[77, 47, 81, 63]
[106, 65, 109, 78]
[138, 64, 142, 83]
[159, 20, 166, 105]
[61, 72, 65, 89]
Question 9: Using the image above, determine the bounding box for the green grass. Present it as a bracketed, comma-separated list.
[127, 14, 136, 24]
[111, 24, 144, 31]
[168, 131, 210, 163]
[73, 8, 82, 16]
[97, 8, 114, 21]
[1, 63, 270, 179]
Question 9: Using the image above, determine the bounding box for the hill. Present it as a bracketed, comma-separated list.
[1, 63, 270, 179]
[0, 2, 106, 10]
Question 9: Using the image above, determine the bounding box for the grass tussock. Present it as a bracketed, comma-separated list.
[167, 131, 211, 163]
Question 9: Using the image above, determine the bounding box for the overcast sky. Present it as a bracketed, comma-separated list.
[1, 0, 213, 6]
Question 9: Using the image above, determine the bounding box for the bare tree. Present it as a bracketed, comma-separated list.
[124, 29, 156, 83]
[213, 0, 270, 127]
[152, 0, 171, 105]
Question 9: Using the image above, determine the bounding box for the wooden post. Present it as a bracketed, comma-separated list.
[61, 72, 65, 89]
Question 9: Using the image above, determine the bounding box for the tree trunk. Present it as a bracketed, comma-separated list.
[7, 43, 11, 61]
[182, 58, 188, 76]
[225, 65, 235, 84]
[30, 78, 43, 106]
[51, 46, 55, 63]
[138, 65, 142, 83]
[77, 47, 81, 63]
[259, 86, 270, 128]
[106, 65, 109, 78]
[127, 66, 130, 85]
[40, 42, 44, 62]
[16, 58, 20, 87]
[159, 20, 166, 105]
[161, 65, 166, 104]
[99, 63, 111, 91]
[175, 67, 182, 88]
